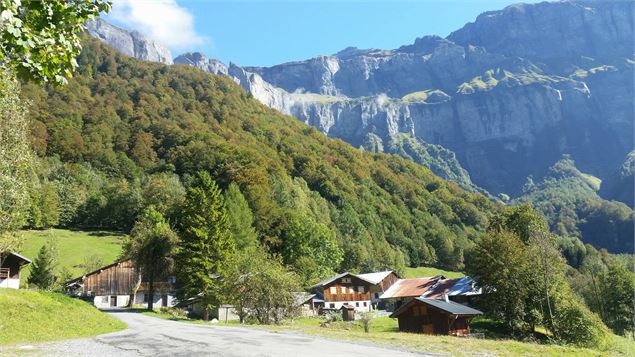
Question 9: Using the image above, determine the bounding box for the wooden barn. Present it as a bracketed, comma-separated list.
[65, 259, 176, 308]
[390, 297, 482, 336]
[0, 252, 31, 289]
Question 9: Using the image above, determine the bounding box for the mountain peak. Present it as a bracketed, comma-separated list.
[85, 18, 173, 65]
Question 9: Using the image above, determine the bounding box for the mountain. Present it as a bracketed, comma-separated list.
[22, 37, 497, 273]
[514, 157, 633, 254]
[600, 150, 635, 208]
[236, 0, 633, 198]
[85, 19, 173, 65]
[83, 1, 634, 253]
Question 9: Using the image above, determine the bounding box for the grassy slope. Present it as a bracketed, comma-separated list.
[403, 266, 464, 279]
[18, 229, 125, 282]
[143, 311, 633, 356]
[0, 289, 125, 345]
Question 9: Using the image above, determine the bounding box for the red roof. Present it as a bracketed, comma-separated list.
[379, 276, 443, 299]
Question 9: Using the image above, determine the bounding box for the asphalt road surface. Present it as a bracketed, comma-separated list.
[29, 311, 436, 357]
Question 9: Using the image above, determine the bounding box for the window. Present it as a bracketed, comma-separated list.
[330, 286, 337, 294]
[374, 292, 379, 299]
[363, 302, 367, 307]
[329, 303, 335, 308]
[342, 277, 352, 283]
[358, 286, 365, 293]
[143, 294, 149, 303]
[356, 302, 360, 307]
[341, 286, 347, 294]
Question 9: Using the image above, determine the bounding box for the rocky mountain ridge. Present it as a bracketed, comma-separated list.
[85, 19, 173, 64]
[86, 0, 634, 200]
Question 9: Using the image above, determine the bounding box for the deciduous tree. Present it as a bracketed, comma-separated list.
[125, 207, 178, 310]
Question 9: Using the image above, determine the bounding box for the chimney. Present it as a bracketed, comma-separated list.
[444, 294, 449, 303]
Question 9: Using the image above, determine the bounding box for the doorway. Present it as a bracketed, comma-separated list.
[110, 295, 117, 307]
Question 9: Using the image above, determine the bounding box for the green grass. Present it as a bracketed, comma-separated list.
[402, 266, 465, 279]
[18, 229, 125, 283]
[0, 289, 125, 345]
[260, 316, 635, 356]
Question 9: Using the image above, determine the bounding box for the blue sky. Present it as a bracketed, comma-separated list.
[105, 0, 539, 67]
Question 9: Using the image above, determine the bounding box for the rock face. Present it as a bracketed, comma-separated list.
[86, 0, 634, 199]
[174, 52, 228, 75]
[233, 0, 634, 197]
[85, 19, 173, 65]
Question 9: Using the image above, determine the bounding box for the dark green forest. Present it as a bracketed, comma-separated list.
[20, 37, 498, 276]
[515, 157, 634, 254]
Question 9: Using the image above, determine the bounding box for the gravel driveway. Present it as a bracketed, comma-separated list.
[14, 311, 436, 357]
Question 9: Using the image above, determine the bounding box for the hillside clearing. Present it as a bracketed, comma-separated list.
[0, 289, 125, 345]
[402, 266, 465, 279]
[18, 229, 125, 283]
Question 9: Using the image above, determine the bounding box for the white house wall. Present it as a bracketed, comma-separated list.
[0, 278, 20, 289]
[325, 300, 372, 312]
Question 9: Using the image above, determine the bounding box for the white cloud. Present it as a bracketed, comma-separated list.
[109, 0, 205, 49]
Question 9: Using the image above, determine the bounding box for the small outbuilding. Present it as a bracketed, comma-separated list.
[0, 252, 31, 289]
[390, 297, 482, 336]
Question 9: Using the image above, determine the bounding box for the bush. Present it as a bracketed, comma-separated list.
[552, 295, 609, 348]
[359, 311, 374, 333]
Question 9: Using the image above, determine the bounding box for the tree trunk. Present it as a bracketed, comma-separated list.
[203, 307, 209, 321]
[148, 268, 155, 311]
[128, 272, 142, 308]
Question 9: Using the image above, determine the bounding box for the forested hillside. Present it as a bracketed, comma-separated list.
[514, 157, 634, 254]
[21, 38, 497, 275]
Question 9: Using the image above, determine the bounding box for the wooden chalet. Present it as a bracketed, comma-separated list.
[0, 252, 31, 289]
[312, 271, 399, 312]
[390, 297, 482, 336]
[65, 259, 176, 308]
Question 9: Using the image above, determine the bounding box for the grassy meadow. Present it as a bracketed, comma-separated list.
[0, 289, 125, 346]
[18, 229, 125, 283]
[402, 266, 465, 279]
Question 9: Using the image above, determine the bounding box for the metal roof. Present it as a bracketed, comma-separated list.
[355, 271, 397, 285]
[390, 297, 483, 318]
[379, 276, 443, 299]
[293, 292, 317, 306]
[423, 277, 482, 299]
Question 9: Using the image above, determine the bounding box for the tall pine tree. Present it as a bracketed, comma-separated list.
[28, 241, 58, 290]
[176, 172, 234, 320]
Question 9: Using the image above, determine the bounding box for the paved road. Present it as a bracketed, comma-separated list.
[31, 311, 435, 357]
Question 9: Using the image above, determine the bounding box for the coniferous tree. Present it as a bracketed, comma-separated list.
[176, 172, 235, 320]
[28, 241, 58, 290]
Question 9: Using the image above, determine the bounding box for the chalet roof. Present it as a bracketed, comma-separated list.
[312, 272, 353, 289]
[390, 297, 483, 318]
[379, 276, 443, 299]
[423, 277, 482, 299]
[312, 271, 393, 289]
[1, 251, 32, 266]
[356, 271, 397, 285]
